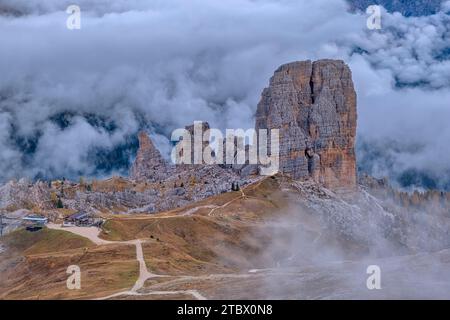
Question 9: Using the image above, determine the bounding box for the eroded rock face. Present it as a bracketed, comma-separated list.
[123, 125, 261, 214]
[255, 59, 357, 190]
[129, 131, 169, 182]
[0, 179, 52, 210]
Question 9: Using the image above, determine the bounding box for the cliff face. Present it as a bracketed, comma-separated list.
[255, 59, 357, 190]
[129, 131, 168, 182]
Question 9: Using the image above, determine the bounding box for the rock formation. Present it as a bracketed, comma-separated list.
[122, 123, 260, 215]
[255, 59, 357, 190]
[129, 131, 169, 182]
[131, 60, 357, 191]
[0, 178, 52, 211]
[185, 121, 211, 164]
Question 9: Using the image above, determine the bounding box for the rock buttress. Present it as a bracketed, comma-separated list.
[129, 131, 168, 182]
[255, 59, 357, 190]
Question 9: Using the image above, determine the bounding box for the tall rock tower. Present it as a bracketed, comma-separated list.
[255, 60, 357, 190]
[129, 131, 168, 182]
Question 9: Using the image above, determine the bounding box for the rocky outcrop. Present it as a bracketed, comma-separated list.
[122, 125, 261, 214]
[255, 59, 357, 190]
[185, 121, 211, 164]
[0, 179, 52, 210]
[131, 60, 357, 191]
[129, 131, 169, 182]
[0, 59, 359, 217]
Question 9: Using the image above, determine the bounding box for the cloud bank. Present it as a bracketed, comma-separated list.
[0, 0, 449, 189]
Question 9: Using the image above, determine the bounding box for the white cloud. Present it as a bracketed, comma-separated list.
[0, 0, 449, 188]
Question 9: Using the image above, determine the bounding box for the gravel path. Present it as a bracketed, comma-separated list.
[47, 223, 207, 300]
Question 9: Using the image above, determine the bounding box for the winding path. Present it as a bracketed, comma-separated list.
[46, 179, 269, 299]
[47, 223, 207, 300]
[208, 189, 247, 217]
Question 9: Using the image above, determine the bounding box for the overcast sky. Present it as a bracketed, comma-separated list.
[0, 0, 449, 188]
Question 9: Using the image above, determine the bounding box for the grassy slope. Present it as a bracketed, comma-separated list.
[0, 176, 292, 298]
[0, 228, 138, 299]
[2, 227, 93, 255]
[99, 176, 293, 276]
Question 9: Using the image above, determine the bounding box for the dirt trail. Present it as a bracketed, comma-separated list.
[110, 178, 266, 220]
[47, 223, 114, 245]
[207, 183, 268, 217]
[47, 219, 340, 300]
[47, 223, 207, 300]
[180, 205, 217, 216]
[131, 240, 164, 292]
[97, 289, 207, 300]
[208, 191, 245, 217]
[45, 179, 272, 299]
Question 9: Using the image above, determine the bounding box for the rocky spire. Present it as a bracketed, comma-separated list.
[184, 121, 210, 165]
[129, 131, 168, 182]
[255, 59, 357, 190]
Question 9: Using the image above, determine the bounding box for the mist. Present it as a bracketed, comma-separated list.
[244, 184, 450, 299]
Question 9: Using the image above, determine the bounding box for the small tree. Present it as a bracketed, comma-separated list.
[56, 197, 64, 209]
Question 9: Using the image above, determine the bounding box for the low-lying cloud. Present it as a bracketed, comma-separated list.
[0, 0, 449, 189]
